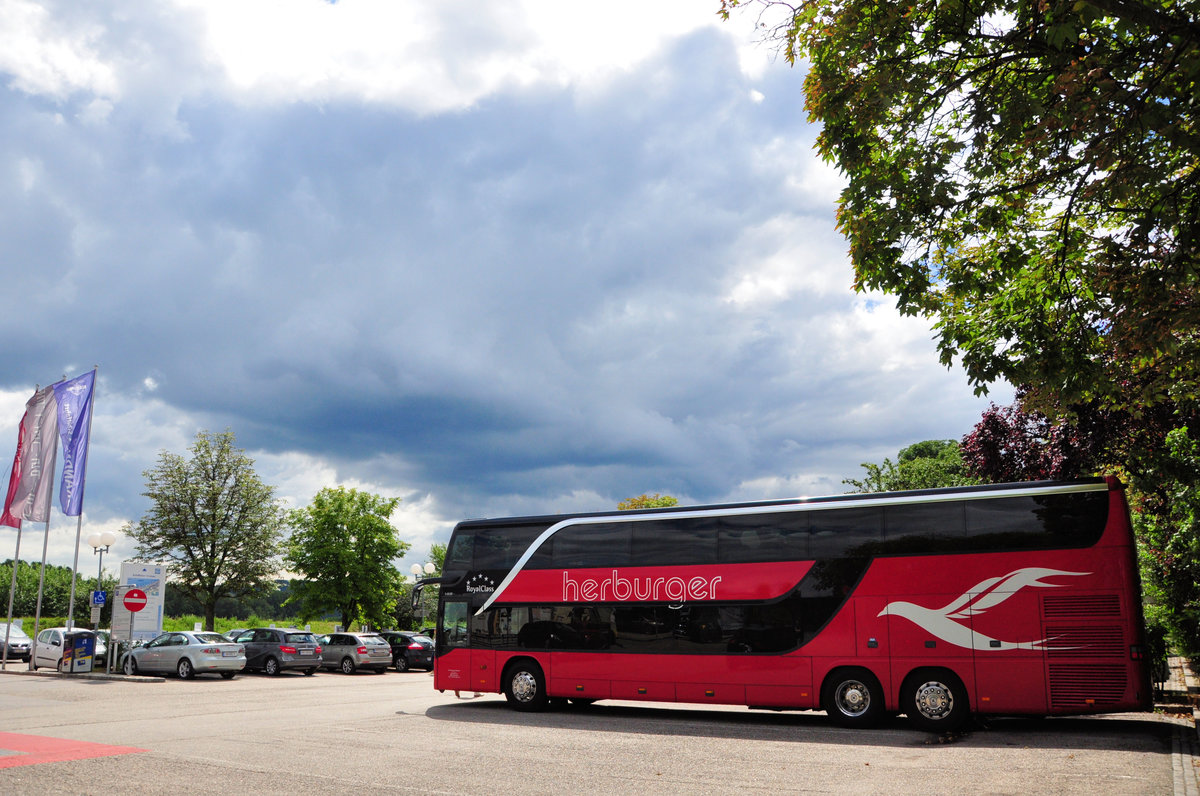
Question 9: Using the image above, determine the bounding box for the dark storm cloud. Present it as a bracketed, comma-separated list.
[0, 7, 1004, 571]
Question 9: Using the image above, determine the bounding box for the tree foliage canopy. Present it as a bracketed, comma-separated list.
[845, 439, 977, 492]
[127, 429, 285, 630]
[724, 0, 1200, 414]
[284, 487, 409, 631]
[2, 560, 118, 627]
[618, 493, 679, 510]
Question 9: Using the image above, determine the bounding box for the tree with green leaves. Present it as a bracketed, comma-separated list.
[724, 0, 1200, 655]
[428, 542, 446, 572]
[618, 493, 679, 510]
[126, 429, 285, 631]
[285, 487, 409, 631]
[722, 0, 1199, 418]
[845, 439, 977, 493]
[2, 560, 118, 627]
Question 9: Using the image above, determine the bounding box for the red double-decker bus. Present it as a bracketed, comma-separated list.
[427, 477, 1150, 731]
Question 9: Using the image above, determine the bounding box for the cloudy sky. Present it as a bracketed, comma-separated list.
[0, 0, 1010, 578]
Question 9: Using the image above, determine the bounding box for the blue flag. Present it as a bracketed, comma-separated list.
[53, 370, 95, 516]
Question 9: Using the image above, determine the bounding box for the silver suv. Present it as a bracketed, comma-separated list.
[318, 632, 391, 674]
[232, 628, 321, 676]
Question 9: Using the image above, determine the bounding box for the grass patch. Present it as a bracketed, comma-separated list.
[162, 616, 340, 634]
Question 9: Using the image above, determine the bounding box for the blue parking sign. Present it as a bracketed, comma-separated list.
[92, 590, 106, 606]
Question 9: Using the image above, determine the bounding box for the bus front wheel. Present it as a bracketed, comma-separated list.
[821, 667, 885, 728]
[503, 660, 548, 712]
[901, 668, 969, 733]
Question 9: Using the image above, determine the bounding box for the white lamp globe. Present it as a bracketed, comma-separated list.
[410, 564, 422, 576]
[424, 562, 436, 574]
[100, 531, 117, 547]
[87, 533, 102, 549]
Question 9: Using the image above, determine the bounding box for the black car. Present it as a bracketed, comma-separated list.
[377, 631, 434, 672]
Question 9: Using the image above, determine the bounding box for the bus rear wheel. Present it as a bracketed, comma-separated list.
[503, 660, 548, 712]
[901, 668, 969, 733]
[821, 667, 885, 728]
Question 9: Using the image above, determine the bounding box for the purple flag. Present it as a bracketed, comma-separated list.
[54, 370, 95, 516]
[1, 386, 58, 525]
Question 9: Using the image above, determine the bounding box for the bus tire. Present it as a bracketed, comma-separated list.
[901, 668, 969, 733]
[503, 659, 549, 712]
[821, 667, 885, 728]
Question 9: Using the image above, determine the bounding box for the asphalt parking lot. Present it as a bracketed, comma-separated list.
[0, 665, 1196, 795]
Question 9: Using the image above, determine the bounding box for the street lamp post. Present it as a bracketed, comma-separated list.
[410, 562, 437, 629]
[87, 531, 116, 672]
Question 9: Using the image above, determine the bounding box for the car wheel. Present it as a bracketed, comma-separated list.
[502, 660, 549, 712]
[340, 657, 356, 675]
[375, 666, 386, 674]
[901, 668, 970, 733]
[304, 667, 317, 676]
[177, 658, 194, 680]
[821, 667, 885, 729]
[395, 654, 409, 672]
[220, 672, 236, 680]
[123, 656, 138, 676]
[264, 656, 281, 676]
[56, 658, 65, 673]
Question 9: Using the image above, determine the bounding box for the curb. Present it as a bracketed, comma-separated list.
[0, 667, 165, 682]
[1165, 656, 1200, 796]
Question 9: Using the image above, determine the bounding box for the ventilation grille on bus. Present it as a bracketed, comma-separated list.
[1042, 594, 1121, 618]
[1043, 626, 1125, 657]
[1048, 664, 1127, 709]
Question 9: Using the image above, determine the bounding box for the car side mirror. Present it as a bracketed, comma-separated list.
[52, 640, 61, 646]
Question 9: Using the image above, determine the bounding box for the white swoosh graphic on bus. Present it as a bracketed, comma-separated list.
[880, 567, 1091, 651]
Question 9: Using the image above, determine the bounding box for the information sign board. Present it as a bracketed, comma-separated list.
[110, 563, 166, 643]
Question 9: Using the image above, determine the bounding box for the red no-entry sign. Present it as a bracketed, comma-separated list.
[123, 588, 147, 613]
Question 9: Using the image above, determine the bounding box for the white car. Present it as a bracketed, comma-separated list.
[122, 631, 247, 679]
[31, 627, 99, 672]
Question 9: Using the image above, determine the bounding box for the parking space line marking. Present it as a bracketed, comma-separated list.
[0, 732, 146, 769]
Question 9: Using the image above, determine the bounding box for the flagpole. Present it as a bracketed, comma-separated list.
[26, 384, 59, 670]
[29, 515, 51, 670]
[1, 505, 21, 671]
[66, 521, 83, 631]
[64, 367, 97, 636]
[2, 394, 30, 671]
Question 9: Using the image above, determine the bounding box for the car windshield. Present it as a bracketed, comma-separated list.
[286, 633, 316, 644]
[363, 636, 389, 647]
[412, 635, 433, 644]
[194, 633, 227, 644]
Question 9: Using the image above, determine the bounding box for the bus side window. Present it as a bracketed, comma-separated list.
[554, 523, 630, 568]
[809, 507, 881, 558]
[476, 524, 548, 570]
[883, 502, 966, 547]
[720, 513, 809, 563]
[633, 517, 718, 566]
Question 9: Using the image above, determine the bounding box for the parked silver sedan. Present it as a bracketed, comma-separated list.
[122, 631, 246, 679]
